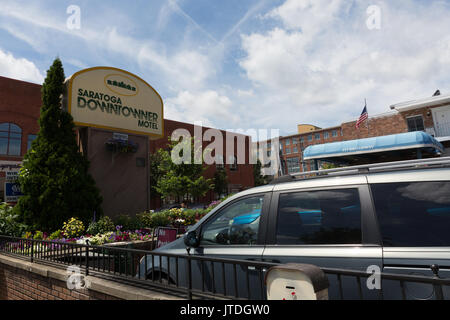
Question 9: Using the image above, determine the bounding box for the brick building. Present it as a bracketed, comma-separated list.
[149, 119, 254, 208]
[0, 76, 254, 210]
[0, 77, 42, 201]
[262, 92, 450, 176]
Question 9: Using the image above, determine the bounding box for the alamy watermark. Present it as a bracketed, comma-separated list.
[366, 5, 381, 30]
[366, 265, 381, 290]
[66, 5, 81, 30]
[66, 265, 91, 290]
[170, 122, 281, 176]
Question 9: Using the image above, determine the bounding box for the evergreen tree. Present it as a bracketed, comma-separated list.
[253, 159, 268, 187]
[15, 58, 103, 232]
[213, 167, 228, 198]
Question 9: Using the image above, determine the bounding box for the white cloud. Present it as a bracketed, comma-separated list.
[239, 0, 450, 131]
[0, 49, 44, 83]
[0, 3, 217, 93]
[165, 90, 239, 127]
[267, 0, 344, 34]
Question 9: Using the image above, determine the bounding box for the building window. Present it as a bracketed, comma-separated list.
[314, 133, 320, 140]
[285, 139, 290, 146]
[407, 116, 425, 132]
[308, 135, 312, 142]
[286, 147, 291, 155]
[286, 157, 300, 174]
[300, 137, 304, 143]
[332, 130, 338, 137]
[324, 132, 329, 139]
[301, 161, 307, 172]
[292, 138, 298, 145]
[229, 155, 238, 171]
[0, 123, 22, 156]
[310, 160, 318, 171]
[293, 147, 298, 153]
[267, 150, 271, 157]
[216, 154, 224, 169]
[27, 134, 37, 151]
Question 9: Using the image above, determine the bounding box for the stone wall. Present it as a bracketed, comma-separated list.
[0, 254, 181, 300]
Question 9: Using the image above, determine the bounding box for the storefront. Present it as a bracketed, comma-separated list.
[0, 72, 255, 216]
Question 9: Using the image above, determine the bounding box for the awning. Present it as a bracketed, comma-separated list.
[303, 131, 444, 161]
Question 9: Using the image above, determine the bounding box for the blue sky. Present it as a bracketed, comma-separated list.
[1, 0, 450, 137]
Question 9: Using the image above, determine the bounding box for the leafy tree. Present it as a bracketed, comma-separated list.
[253, 159, 268, 186]
[321, 162, 340, 170]
[15, 58, 103, 232]
[0, 203, 28, 236]
[153, 137, 214, 203]
[149, 149, 166, 199]
[213, 167, 228, 198]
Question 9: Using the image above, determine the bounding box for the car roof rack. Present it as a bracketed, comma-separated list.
[278, 156, 450, 182]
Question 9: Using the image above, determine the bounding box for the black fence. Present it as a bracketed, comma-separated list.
[1, 235, 450, 300]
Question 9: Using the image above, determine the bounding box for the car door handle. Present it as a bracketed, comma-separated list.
[246, 259, 280, 271]
[245, 258, 261, 271]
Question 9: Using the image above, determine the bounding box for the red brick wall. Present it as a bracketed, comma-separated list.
[0, 76, 41, 161]
[0, 261, 121, 300]
[341, 112, 408, 140]
[280, 127, 345, 172]
[149, 119, 255, 208]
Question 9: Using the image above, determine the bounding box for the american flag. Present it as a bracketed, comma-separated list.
[356, 103, 368, 129]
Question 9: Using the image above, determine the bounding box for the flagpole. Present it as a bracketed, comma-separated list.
[365, 98, 370, 137]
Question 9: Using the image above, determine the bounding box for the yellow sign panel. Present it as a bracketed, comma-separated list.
[67, 67, 164, 138]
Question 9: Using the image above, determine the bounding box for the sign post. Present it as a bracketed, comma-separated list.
[66, 67, 164, 138]
[156, 227, 178, 248]
[5, 171, 23, 203]
[63, 66, 164, 217]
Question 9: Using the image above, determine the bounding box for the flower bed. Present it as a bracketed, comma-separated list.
[2, 197, 234, 248]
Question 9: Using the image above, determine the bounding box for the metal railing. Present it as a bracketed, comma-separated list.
[1, 235, 450, 300]
[285, 156, 450, 181]
[0, 236, 274, 299]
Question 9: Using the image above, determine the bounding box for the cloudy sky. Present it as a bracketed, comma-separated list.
[1, 0, 450, 136]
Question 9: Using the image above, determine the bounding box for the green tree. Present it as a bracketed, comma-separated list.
[153, 137, 214, 203]
[213, 167, 228, 198]
[15, 58, 103, 232]
[253, 159, 268, 186]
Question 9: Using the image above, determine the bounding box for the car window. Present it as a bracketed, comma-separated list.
[276, 189, 362, 245]
[371, 182, 450, 247]
[200, 196, 264, 246]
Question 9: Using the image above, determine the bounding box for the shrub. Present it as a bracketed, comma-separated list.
[62, 217, 85, 238]
[137, 211, 170, 228]
[86, 221, 100, 235]
[113, 214, 143, 231]
[33, 231, 44, 240]
[48, 230, 63, 240]
[23, 231, 33, 239]
[97, 216, 115, 234]
[88, 232, 114, 246]
[0, 203, 28, 237]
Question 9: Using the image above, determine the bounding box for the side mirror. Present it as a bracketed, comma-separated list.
[184, 230, 200, 248]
